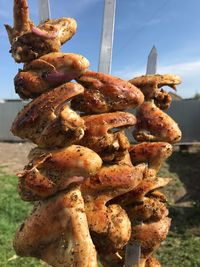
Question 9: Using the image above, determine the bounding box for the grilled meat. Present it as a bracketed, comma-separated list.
[14, 52, 89, 99]
[11, 83, 85, 148]
[133, 101, 182, 143]
[14, 187, 98, 267]
[5, 0, 77, 63]
[129, 74, 181, 109]
[71, 70, 144, 113]
[18, 145, 102, 201]
[80, 112, 136, 162]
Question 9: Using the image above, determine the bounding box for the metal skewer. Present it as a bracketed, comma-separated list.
[38, 0, 51, 22]
[98, 0, 116, 74]
[124, 46, 158, 267]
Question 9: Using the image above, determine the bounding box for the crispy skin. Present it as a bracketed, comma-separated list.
[111, 177, 171, 206]
[80, 112, 136, 162]
[81, 156, 147, 251]
[133, 101, 182, 144]
[18, 145, 102, 201]
[14, 187, 98, 267]
[11, 83, 85, 148]
[71, 70, 144, 113]
[5, 0, 77, 63]
[14, 53, 89, 99]
[127, 197, 168, 222]
[129, 142, 172, 177]
[129, 74, 181, 109]
[145, 256, 161, 267]
[131, 217, 171, 259]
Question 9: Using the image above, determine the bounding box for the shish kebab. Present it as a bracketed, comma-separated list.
[5, 1, 182, 266]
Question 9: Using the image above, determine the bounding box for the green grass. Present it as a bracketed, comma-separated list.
[0, 167, 40, 267]
[1, 150, 200, 267]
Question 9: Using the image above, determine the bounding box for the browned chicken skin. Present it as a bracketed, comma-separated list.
[18, 145, 102, 201]
[112, 177, 171, 206]
[129, 74, 181, 109]
[129, 142, 173, 177]
[14, 52, 89, 99]
[81, 155, 147, 251]
[11, 83, 85, 148]
[131, 217, 171, 266]
[145, 256, 161, 267]
[80, 112, 136, 162]
[71, 70, 144, 113]
[14, 187, 98, 267]
[5, 0, 77, 63]
[133, 101, 182, 144]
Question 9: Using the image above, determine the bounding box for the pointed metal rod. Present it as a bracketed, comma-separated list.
[38, 0, 51, 23]
[98, 0, 116, 74]
[146, 45, 158, 75]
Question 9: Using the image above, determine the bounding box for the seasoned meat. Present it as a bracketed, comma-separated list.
[80, 112, 136, 162]
[129, 74, 181, 109]
[5, 0, 77, 63]
[14, 187, 98, 267]
[71, 70, 144, 113]
[11, 83, 85, 148]
[129, 142, 172, 177]
[14, 53, 89, 99]
[18, 145, 102, 201]
[133, 101, 182, 143]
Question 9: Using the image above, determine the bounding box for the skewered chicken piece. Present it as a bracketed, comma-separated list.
[71, 70, 144, 114]
[127, 196, 168, 222]
[80, 112, 136, 162]
[129, 142, 173, 177]
[14, 52, 89, 99]
[11, 82, 85, 148]
[14, 186, 98, 267]
[18, 145, 102, 201]
[99, 254, 161, 267]
[129, 74, 181, 109]
[130, 217, 171, 267]
[112, 176, 171, 206]
[81, 154, 147, 251]
[145, 256, 161, 267]
[133, 101, 182, 144]
[101, 176, 171, 267]
[5, 0, 77, 63]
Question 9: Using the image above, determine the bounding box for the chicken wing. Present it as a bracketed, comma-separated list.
[133, 101, 182, 144]
[80, 112, 136, 162]
[71, 70, 144, 113]
[14, 52, 89, 99]
[18, 145, 102, 201]
[14, 187, 98, 267]
[129, 74, 181, 109]
[5, 0, 77, 63]
[11, 82, 85, 148]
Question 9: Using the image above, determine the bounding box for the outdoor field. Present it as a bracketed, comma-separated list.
[0, 142, 200, 267]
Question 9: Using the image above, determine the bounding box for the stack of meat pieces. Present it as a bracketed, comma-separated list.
[6, 1, 182, 266]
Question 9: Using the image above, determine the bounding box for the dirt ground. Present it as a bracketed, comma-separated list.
[0, 142, 35, 174]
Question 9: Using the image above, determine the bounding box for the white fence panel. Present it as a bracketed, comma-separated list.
[0, 102, 24, 141]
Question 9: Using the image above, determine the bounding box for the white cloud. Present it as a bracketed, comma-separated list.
[113, 60, 200, 99]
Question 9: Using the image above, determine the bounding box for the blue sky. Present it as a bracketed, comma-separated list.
[1, 0, 200, 99]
